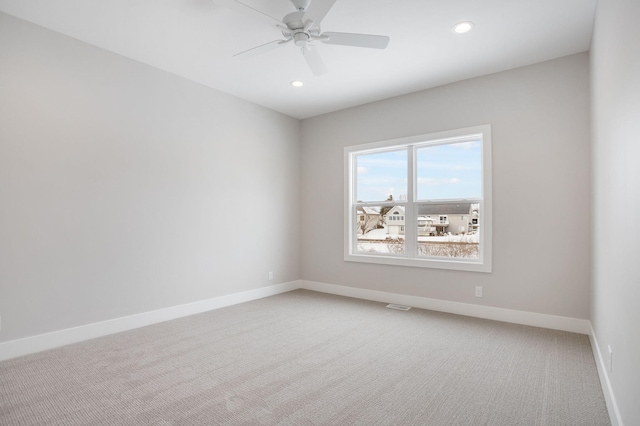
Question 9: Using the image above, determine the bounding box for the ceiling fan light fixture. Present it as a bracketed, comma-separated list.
[293, 31, 310, 47]
[453, 21, 474, 34]
[290, 80, 304, 87]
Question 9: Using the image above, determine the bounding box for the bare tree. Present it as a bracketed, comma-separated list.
[358, 214, 380, 235]
[388, 238, 404, 254]
[417, 242, 478, 258]
[380, 195, 394, 218]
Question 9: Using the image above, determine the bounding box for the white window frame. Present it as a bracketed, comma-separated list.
[344, 125, 492, 273]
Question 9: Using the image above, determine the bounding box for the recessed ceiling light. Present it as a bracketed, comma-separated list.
[453, 21, 474, 34]
[290, 80, 304, 87]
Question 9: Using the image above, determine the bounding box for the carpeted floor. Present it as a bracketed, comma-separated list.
[0, 290, 610, 425]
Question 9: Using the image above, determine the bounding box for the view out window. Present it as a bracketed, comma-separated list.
[344, 125, 492, 272]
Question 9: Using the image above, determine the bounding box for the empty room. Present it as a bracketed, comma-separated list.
[0, 0, 638, 425]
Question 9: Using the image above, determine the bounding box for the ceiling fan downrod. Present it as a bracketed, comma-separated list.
[290, 0, 312, 12]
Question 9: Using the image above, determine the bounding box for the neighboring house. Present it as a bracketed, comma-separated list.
[418, 203, 475, 235]
[356, 206, 381, 234]
[417, 216, 437, 236]
[383, 203, 476, 236]
[383, 206, 405, 235]
[470, 210, 479, 233]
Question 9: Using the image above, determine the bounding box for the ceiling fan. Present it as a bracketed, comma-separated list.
[213, 0, 390, 76]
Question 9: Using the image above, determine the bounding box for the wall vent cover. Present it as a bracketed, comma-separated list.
[386, 304, 411, 311]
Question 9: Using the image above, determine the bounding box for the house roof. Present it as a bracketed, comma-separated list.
[380, 204, 473, 216]
[418, 203, 473, 215]
[383, 206, 405, 216]
[357, 206, 380, 215]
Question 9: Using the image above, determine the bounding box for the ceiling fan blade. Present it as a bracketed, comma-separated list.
[234, 39, 290, 59]
[302, 0, 337, 27]
[212, 0, 282, 28]
[302, 46, 327, 76]
[322, 32, 390, 49]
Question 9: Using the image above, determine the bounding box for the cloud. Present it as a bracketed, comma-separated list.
[417, 177, 462, 185]
[418, 177, 437, 184]
[357, 166, 367, 174]
[453, 141, 480, 150]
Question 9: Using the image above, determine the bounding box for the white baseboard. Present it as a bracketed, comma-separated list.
[299, 280, 592, 334]
[0, 279, 593, 361]
[0, 281, 298, 362]
[589, 326, 623, 426]
[2, 279, 618, 424]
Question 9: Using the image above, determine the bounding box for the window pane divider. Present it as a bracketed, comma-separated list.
[404, 146, 416, 257]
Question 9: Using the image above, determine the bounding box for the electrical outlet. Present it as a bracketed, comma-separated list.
[268, 271, 273, 281]
[475, 286, 483, 298]
[608, 345, 613, 373]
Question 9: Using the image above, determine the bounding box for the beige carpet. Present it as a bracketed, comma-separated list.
[0, 290, 610, 425]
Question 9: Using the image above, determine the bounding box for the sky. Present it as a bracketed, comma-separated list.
[356, 140, 482, 202]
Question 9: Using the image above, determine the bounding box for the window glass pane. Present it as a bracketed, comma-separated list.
[416, 141, 481, 200]
[355, 205, 405, 255]
[416, 203, 479, 259]
[356, 149, 407, 202]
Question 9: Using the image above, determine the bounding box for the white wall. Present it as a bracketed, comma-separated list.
[591, 0, 640, 424]
[300, 53, 591, 320]
[0, 13, 300, 343]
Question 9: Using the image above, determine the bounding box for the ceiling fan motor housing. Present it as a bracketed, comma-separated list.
[283, 11, 306, 30]
[282, 11, 320, 47]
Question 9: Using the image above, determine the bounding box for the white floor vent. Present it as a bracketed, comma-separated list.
[386, 304, 411, 311]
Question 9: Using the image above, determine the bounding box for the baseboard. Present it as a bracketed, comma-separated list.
[589, 326, 624, 426]
[0, 279, 594, 361]
[299, 280, 592, 334]
[0, 281, 299, 362]
[2, 278, 620, 426]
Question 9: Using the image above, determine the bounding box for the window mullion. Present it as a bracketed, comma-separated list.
[405, 146, 417, 257]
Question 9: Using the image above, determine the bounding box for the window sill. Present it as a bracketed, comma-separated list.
[344, 253, 492, 273]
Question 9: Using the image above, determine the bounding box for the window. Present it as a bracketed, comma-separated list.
[344, 125, 492, 272]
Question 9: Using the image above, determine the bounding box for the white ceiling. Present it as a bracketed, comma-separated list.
[0, 0, 596, 119]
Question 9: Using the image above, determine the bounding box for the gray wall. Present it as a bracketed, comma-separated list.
[0, 13, 301, 342]
[591, 0, 640, 423]
[300, 53, 591, 320]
